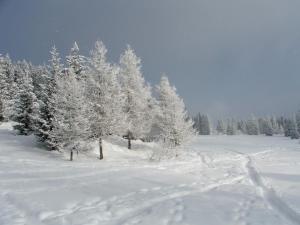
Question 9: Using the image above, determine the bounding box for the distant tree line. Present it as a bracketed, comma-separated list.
[193, 113, 300, 140]
[0, 41, 194, 160]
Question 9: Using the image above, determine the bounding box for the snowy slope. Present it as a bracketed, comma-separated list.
[0, 123, 300, 225]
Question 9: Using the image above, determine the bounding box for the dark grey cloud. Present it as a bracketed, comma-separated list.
[0, 0, 299, 118]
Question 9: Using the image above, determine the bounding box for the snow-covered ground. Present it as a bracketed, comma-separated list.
[0, 123, 300, 225]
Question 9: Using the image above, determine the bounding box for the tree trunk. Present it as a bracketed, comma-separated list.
[99, 137, 103, 160]
[70, 150, 73, 161]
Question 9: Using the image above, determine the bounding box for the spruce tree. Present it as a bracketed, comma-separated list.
[246, 116, 259, 135]
[66, 42, 86, 77]
[35, 46, 63, 149]
[216, 120, 225, 134]
[50, 69, 90, 156]
[119, 45, 154, 149]
[0, 54, 15, 121]
[156, 75, 194, 148]
[86, 41, 125, 159]
[11, 62, 40, 135]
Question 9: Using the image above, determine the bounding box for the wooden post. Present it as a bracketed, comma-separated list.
[128, 137, 131, 149]
[127, 131, 132, 149]
[99, 137, 103, 160]
[70, 150, 73, 161]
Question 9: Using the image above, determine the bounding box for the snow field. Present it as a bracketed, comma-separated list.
[0, 123, 300, 225]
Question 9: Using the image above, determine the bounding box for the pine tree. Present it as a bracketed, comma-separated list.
[259, 117, 273, 136]
[86, 41, 125, 159]
[0, 54, 15, 121]
[11, 62, 40, 135]
[295, 111, 300, 134]
[156, 75, 194, 149]
[119, 45, 154, 149]
[50, 68, 90, 158]
[246, 116, 259, 135]
[216, 120, 225, 134]
[193, 113, 210, 135]
[0, 55, 7, 122]
[226, 119, 236, 135]
[200, 114, 211, 135]
[237, 120, 247, 134]
[289, 117, 299, 139]
[66, 42, 86, 77]
[35, 46, 63, 149]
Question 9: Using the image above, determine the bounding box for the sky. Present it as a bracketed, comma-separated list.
[0, 0, 300, 119]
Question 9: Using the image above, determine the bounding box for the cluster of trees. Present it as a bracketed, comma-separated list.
[194, 113, 300, 139]
[193, 113, 211, 135]
[0, 41, 194, 160]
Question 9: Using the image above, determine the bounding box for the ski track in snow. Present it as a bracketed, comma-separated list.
[225, 148, 300, 225]
[245, 155, 300, 225]
[1, 124, 300, 225]
[37, 176, 243, 225]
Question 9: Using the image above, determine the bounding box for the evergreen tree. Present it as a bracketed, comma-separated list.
[66, 42, 86, 77]
[216, 120, 225, 134]
[119, 45, 154, 149]
[246, 116, 259, 135]
[288, 118, 299, 139]
[260, 117, 273, 136]
[86, 41, 125, 159]
[0, 55, 7, 121]
[295, 111, 300, 134]
[0, 54, 15, 121]
[237, 120, 247, 134]
[226, 119, 236, 135]
[156, 75, 194, 148]
[11, 62, 40, 135]
[193, 113, 210, 135]
[35, 46, 63, 149]
[50, 69, 90, 157]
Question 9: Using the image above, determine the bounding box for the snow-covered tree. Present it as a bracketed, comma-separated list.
[284, 117, 299, 139]
[226, 119, 236, 135]
[86, 41, 125, 159]
[50, 68, 90, 159]
[246, 116, 259, 135]
[259, 117, 273, 136]
[0, 55, 8, 121]
[193, 113, 210, 135]
[119, 45, 154, 149]
[11, 62, 40, 135]
[0, 54, 15, 121]
[34, 46, 63, 149]
[237, 120, 247, 134]
[66, 42, 86, 77]
[156, 75, 194, 148]
[216, 120, 225, 134]
[295, 111, 300, 134]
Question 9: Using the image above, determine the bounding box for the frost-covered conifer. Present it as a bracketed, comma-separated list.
[11, 62, 40, 135]
[216, 120, 225, 134]
[66, 42, 86, 77]
[0, 54, 15, 121]
[119, 45, 154, 149]
[156, 75, 194, 148]
[226, 119, 236, 135]
[87, 41, 125, 159]
[246, 116, 259, 135]
[50, 69, 90, 156]
[35, 46, 64, 149]
[259, 117, 273, 136]
[285, 118, 299, 139]
[237, 120, 247, 134]
[295, 111, 300, 134]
